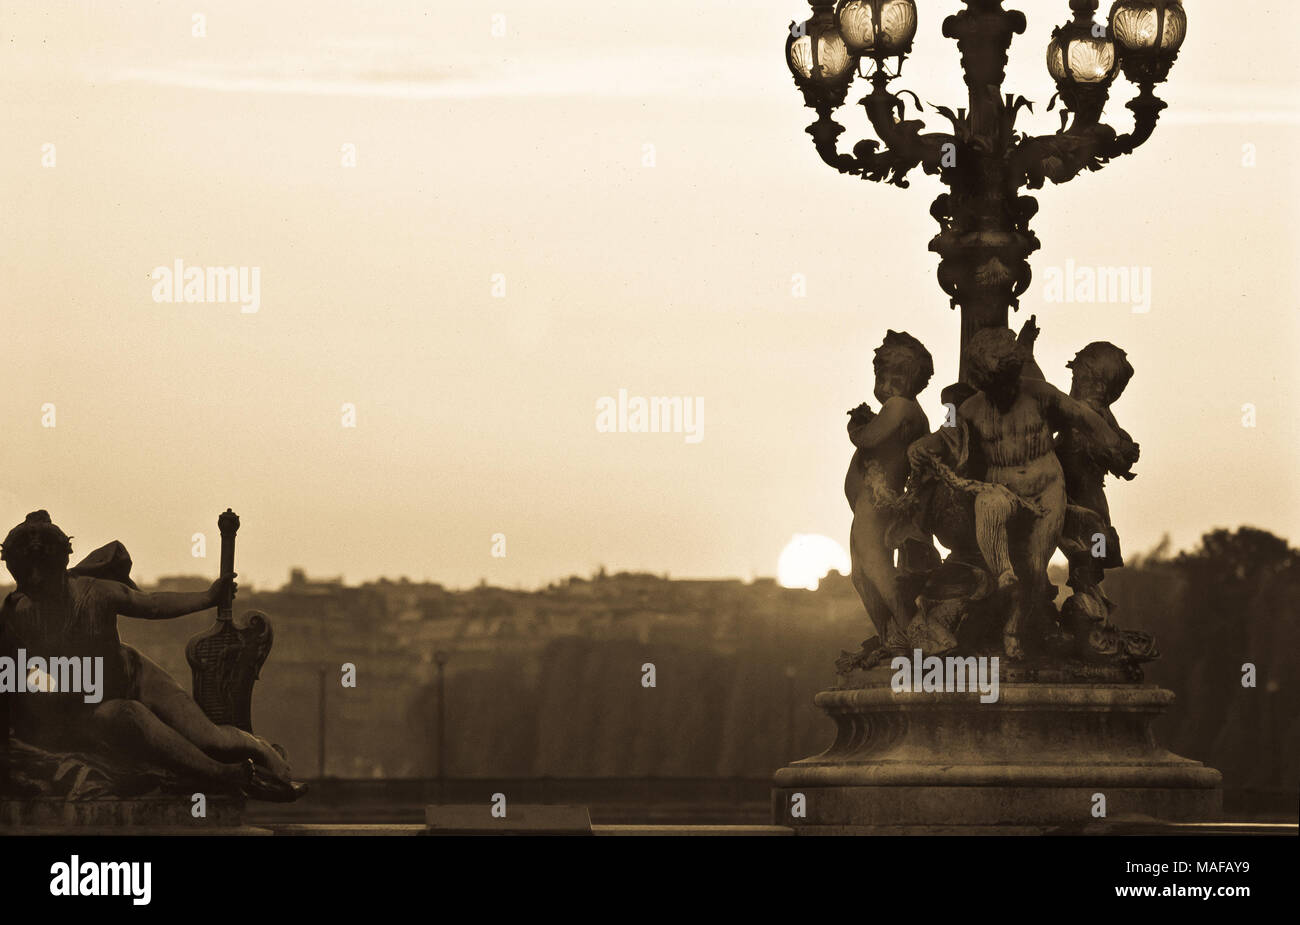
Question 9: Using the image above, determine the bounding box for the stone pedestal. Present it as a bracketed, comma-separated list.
[772, 668, 1222, 834]
[0, 795, 266, 834]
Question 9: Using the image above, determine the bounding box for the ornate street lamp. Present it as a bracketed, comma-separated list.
[774, 2, 1218, 834]
[782, 0, 1187, 380]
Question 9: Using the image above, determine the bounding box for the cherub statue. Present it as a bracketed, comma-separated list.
[901, 318, 1046, 656]
[843, 331, 937, 659]
[908, 327, 1138, 658]
[0, 511, 304, 800]
[1055, 343, 1151, 658]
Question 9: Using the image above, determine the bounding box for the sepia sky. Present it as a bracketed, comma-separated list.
[2, 1, 1298, 590]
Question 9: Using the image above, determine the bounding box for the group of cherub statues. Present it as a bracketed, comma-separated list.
[840, 318, 1158, 672]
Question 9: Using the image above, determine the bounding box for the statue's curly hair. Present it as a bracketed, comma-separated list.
[873, 330, 934, 396]
[963, 327, 1023, 390]
[1, 510, 73, 563]
[1067, 342, 1133, 404]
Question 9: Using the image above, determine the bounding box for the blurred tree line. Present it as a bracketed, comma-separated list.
[1109, 527, 1297, 810]
[406, 527, 1296, 813]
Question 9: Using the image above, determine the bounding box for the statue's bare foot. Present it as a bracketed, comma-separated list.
[836, 636, 896, 674]
[905, 615, 957, 656]
[249, 736, 293, 782]
[242, 759, 309, 803]
[995, 569, 1019, 593]
[1002, 632, 1025, 660]
[862, 644, 893, 668]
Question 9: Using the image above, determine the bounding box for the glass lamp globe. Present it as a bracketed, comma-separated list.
[1047, 31, 1119, 85]
[1109, 0, 1187, 56]
[836, 0, 918, 58]
[787, 17, 854, 85]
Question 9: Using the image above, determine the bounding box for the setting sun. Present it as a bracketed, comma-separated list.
[777, 534, 851, 590]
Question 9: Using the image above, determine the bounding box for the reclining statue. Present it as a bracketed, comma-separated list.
[0, 511, 304, 802]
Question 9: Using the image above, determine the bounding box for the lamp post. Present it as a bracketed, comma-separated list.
[774, 4, 1221, 832]
[784, 0, 1186, 381]
[433, 649, 449, 803]
[317, 666, 327, 778]
[783, 665, 797, 762]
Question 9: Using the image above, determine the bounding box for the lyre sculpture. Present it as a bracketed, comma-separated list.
[186, 509, 274, 733]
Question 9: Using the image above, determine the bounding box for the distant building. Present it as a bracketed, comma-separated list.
[149, 575, 210, 593]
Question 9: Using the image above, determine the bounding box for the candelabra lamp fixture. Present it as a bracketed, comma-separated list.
[785, 0, 1186, 377]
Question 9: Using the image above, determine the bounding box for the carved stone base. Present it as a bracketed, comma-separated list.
[772, 670, 1221, 833]
[0, 795, 246, 828]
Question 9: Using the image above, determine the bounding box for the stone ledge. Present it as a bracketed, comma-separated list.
[771, 785, 1222, 826]
[3, 820, 1284, 836]
[0, 825, 272, 836]
[592, 824, 793, 836]
[0, 796, 245, 828]
[774, 764, 1221, 788]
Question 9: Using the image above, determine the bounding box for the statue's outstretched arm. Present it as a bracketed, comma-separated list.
[109, 574, 232, 621]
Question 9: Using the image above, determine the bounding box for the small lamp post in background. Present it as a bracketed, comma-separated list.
[784, 665, 798, 762]
[434, 649, 450, 803]
[317, 665, 327, 779]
